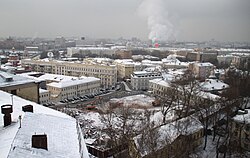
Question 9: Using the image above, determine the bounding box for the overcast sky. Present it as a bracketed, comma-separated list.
[0, 0, 250, 42]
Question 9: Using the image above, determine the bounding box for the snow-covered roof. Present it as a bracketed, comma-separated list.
[38, 73, 78, 82]
[233, 109, 250, 124]
[47, 77, 100, 88]
[200, 79, 229, 92]
[149, 78, 171, 88]
[133, 116, 203, 157]
[8, 113, 80, 158]
[0, 71, 38, 88]
[0, 90, 89, 158]
[195, 62, 214, 67]
[133, 71, 160, 75]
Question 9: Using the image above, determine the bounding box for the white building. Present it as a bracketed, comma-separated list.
[131, 71, 162, 91]
[67, 47, 115, 57]
[39, 88, 50, 105]
[47, 76, 100, 102]
[162, 55, 189, 69]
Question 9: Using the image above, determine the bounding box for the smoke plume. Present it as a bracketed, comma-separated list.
[138, 0, 176, 42]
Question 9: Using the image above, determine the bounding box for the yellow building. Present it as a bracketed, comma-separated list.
[21, 58, 117, 88]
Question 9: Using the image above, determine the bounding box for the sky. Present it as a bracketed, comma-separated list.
[0, 0, 250, 42]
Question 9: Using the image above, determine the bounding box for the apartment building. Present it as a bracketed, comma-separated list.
[189, 62, 214, 80]
[67, 47, 115, 57]
[47, 76, 100, 102]
[131, 71, 162, 91]
[21, 59, 117, 88]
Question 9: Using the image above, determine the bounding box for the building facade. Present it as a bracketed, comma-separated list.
[39, 88, 50, 104]
[21, 59, 117, 88]
[47, 77, 100, 102]
[189, 62, 214, 80]
[131, 71, 162, 91]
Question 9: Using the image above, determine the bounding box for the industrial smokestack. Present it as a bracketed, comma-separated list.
[1, 104, 13, 127]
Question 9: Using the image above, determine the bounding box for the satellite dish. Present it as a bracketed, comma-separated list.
[47, 52, 54, 59]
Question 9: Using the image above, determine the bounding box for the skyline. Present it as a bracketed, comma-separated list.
[0, 0, 250, 42]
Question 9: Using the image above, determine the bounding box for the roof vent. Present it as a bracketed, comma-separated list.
[22, 105, 33, 113]
[32, 134, 48, 150]
[1, 104, 13, 127]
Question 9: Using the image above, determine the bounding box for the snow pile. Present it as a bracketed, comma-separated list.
[110, 94, 155, 108]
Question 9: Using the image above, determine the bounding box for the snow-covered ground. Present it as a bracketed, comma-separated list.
[109, 94, 155, 108]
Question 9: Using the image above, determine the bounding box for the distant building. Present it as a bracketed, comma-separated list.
[114, 59, 139, 80]
[186, 51, 218, 62]
[217, 55, 234, 66]
[115, 50, 132, 59]
[21, 58, 117, 88]
[67, 47, 116, 57]
[162, 55, 189, 69]
[231, 54, 250, 70]
[131, 71, 162, 91]
[189, 62, 214, 80]
[149, 78, 171, 96]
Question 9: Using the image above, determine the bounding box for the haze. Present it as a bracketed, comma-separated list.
[0, 0, 249, 42]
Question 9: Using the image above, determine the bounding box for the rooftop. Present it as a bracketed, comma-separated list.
[200, 79, 229, 92]
[133, 116, 203, 157]
[0, 90, 89, 158]
[47, 76, 100, 88]
[0, 71, 37, 88]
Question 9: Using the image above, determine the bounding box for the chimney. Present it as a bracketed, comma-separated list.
[1, 104, 13, 127]
[32, 134, 48, 150]
[22, 105, 33, 113]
